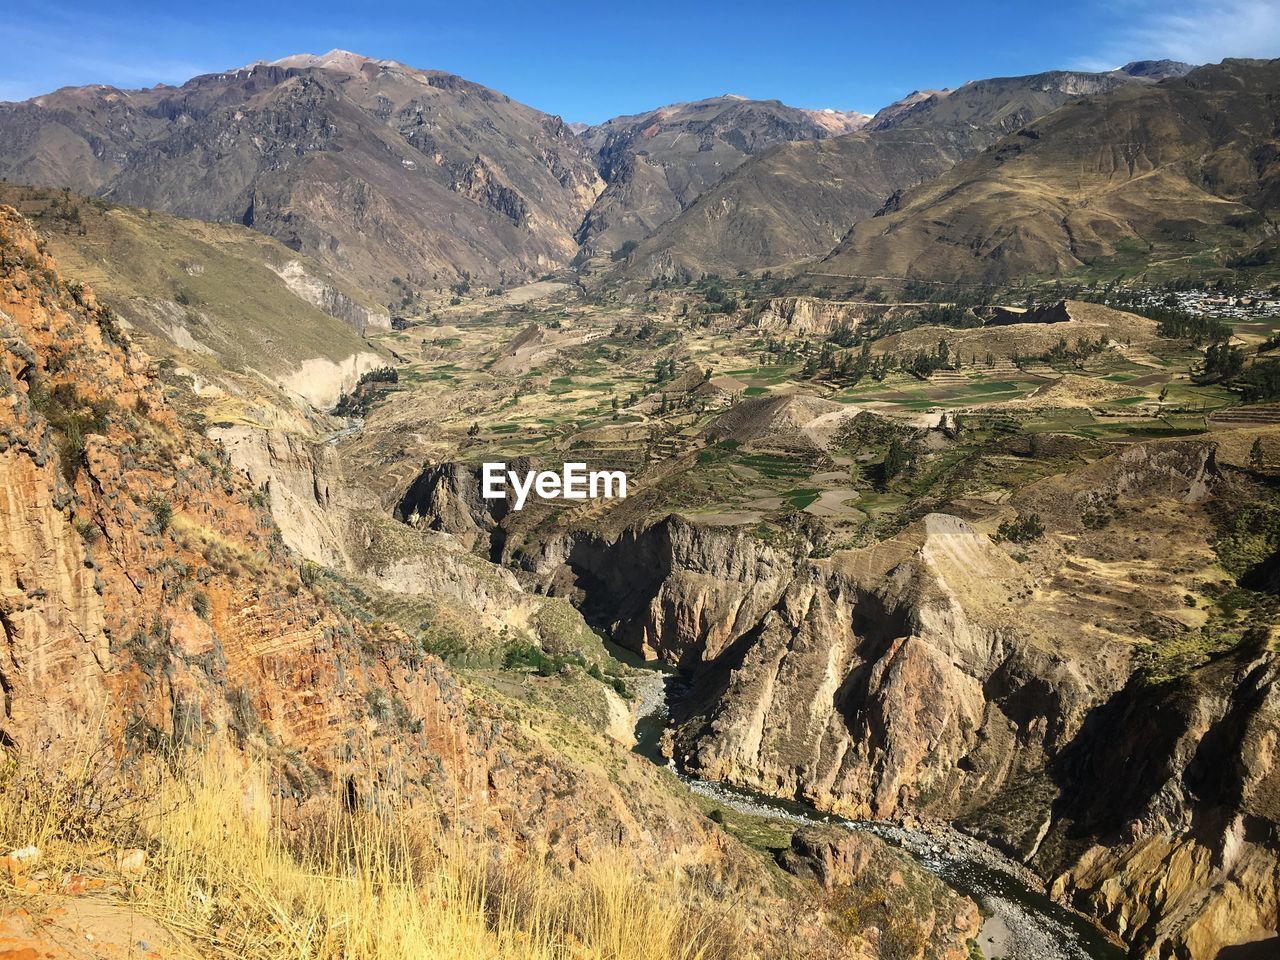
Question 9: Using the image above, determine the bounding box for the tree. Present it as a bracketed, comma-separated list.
[883, 436, 907, 481]
[1203, 341, 1244, 381]
[1251, 437, 1265, 469]
[996, 512, 1044, 544]
[467, 422, 480, 437]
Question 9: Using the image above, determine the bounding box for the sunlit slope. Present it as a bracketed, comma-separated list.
[816, 58, 1280, 284]
[0, 185, 385, 404]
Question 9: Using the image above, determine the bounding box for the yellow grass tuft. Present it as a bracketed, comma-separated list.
[0, 747, 739, 960]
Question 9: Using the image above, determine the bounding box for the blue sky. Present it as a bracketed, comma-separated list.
[2, 1, 1277, 122]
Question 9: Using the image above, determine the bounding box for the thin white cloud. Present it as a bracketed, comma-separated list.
[1089, 0, 1280, 67]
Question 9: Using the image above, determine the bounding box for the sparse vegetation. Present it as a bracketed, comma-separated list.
[995, 512, 1044, 544]
[28, 380, 112, 482]
[0, 749, 742, 960]
[334, 367, 400, 417]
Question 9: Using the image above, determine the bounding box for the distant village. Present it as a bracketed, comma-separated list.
[1110, 285, 1280, 322]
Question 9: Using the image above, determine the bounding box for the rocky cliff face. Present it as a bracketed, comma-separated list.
[388, 465, 810, 666]
[524, 515, 814, 667]
[670, 514, 1072, 820]
[394, 460, 518, 555]
[0, 204, 727, 871]
[266, 258, 390, 334]
[1042, 647, 1280, 958]
[477, 437, 1280, 957]
[0, 200, 438, 771]
[749, 296, 875, 338]
[212, 440, 604, 655]
[779, 826, 982, 960]
[209, 424, 353, 568]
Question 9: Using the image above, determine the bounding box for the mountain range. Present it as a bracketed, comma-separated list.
[0, 52, 602, 293]
[610, 60, 1204, 280]
[6, 50, 1259, 296]
[815, 57, 1280, 284]
[576, 95, 867, 254]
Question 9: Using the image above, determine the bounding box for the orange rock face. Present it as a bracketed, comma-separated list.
[0, 204, 723, 868]
[0, 204, 483, 795]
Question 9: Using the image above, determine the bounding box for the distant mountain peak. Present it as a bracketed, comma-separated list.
[801, 107, 871, 133]
[1118, 59, 1196, 80]
[243, 49, 399, 75]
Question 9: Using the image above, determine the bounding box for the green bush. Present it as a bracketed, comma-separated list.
[996, 512, 1044, 544]
[148, 496, 174, 533]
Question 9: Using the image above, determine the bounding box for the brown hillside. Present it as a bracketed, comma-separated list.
[0, 52, 603, 289]
[817, 58, 1280, 283]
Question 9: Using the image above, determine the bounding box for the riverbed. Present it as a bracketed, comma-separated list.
[626, 669, 1124, 960]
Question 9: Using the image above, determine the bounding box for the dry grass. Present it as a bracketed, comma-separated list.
[0, 748, 741, 960]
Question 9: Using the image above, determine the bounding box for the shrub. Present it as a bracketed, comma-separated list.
[148, 496, 174, 533]
[995, 512, 1045, 544]
[28, 380, 112, 483]
[501, 640, 556, 676]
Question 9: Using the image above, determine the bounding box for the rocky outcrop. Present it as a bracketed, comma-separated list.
[209, 424, 352, 567]
[521, 515, 815, 667]
[778, 826, 982, 960]
[1039, 646, 1280, 957]
[451, 155, 530, 226]
[278, 351, 386, 410]
[266, 259, 390, 334]
[394, 460, 519, 555]
[212, 441, 589, 649]
[749, 296, 874, 337]
[705, 393, 846, 453]
[671, 514, 1079, 820]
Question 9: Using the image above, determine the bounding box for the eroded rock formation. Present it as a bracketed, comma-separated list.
[0, 205, 718, 868]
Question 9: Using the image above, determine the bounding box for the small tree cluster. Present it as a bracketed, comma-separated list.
[995, 512, 1044, 544]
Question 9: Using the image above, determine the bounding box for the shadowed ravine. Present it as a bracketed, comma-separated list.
[627, 667, 1126, 960]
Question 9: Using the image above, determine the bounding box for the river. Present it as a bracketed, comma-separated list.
[623, 665, 1126, 960]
